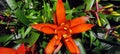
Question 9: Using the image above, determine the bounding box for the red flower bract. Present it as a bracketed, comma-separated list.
[0, 44, 26, 54]
[32, 0, 94, 54]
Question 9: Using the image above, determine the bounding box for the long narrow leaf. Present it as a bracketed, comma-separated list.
[75, 39, 86, 54]
[0, 35, 13, 43]
[14, 9, 31, 26]
[85, 0, 95, 11]
[6, 0, 31, 26]
[22, 26, 32, 38]
[27, 32, 40, 47]
[6, 0, 17, 10]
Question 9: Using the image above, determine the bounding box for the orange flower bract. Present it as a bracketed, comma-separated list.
[32, 0, 94, 54]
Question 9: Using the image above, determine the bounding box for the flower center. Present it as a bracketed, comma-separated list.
[55, 23, 72, 38]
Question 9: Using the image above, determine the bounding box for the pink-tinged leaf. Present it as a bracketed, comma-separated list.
[71, 24, 94, 34]
[31, 44, 37, 54]
[32, 24, 57, 34]
[0, 47, 16, 54]
[56, 0, 66, 25]
[53, 43, 62, 54]
[44, 35, 62, 54]
[70, 16, 89, 27]
[63, 37, 80, 54]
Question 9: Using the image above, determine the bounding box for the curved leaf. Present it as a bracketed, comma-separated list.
[75, 39, 86, 54]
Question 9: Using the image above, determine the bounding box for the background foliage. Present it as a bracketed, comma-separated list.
[0, 0, 120, 54]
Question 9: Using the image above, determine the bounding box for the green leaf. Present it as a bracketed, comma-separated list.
[27, 31, 40, 47]
[92, 47, 102, 54]
[94, 39, 100, 46]
[75, 39, 86, 54]
[42, 41, 47, 48]
[99, 13, 111, 29]
[43, 1, 52, 23]
[89, 31, 96, 47]
[52, 0, 57, 11]
[66, 10, 74, 20]
[0, 35, 13, 43]
[114, 17, 120, 22]
[14, 9, 31, 26]
[116, 25, 120, 34]
[0, 35, 13, 46]
[85, 0, 95, 11]
[6, 0, 17, 10]
[6, 0, 31, 25]
[19, 27, 25, 37]
[26, 0, 33, 9]
[64, 0, 70, 10]
[22, 26, 32, 38]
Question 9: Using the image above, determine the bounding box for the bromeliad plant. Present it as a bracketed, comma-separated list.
[1, 0, 120, 54]
[32, 0, 94, 54]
